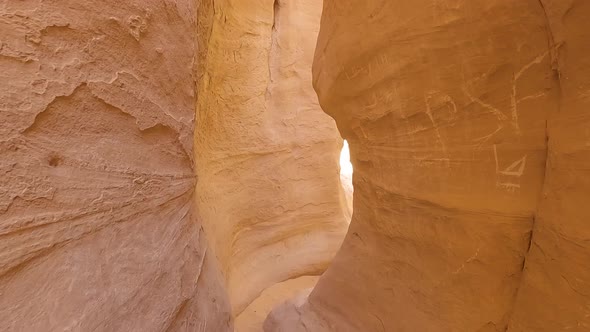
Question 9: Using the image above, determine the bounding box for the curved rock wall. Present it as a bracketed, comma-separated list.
[195, 0, 349, 317]
[508, 1, 590, 330]
[267, 1, 589, 331]
[4, 0, 587, 330]
[0, 0, 232, 330]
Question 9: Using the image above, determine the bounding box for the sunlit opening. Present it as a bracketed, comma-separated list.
[340, 140, 353, 178]
[339, 140, 354, 219]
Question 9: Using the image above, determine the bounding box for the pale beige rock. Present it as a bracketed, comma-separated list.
[267, 1, 590, 331]
[0, 0, 231, 330]
[195, 0, 348, 317]
[237, 276, 318, 332]
[264, 288, 326, 332]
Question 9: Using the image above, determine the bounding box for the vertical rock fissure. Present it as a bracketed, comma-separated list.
[504, 1, 562, 328]
[537, 0, 558, 65]
[272, 0, 280, 31]
[265, 0, 280, 100]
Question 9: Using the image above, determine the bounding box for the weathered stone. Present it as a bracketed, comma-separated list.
[195, 0, 349, 318]
[0, 1, 232, 330]
[266, 1, 590, 331]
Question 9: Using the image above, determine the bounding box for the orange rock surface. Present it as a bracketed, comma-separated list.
[267, 1, 590, 331]
[1, 0, 346, 330]
[2, 0, 589, 331]
[0, 1, 232, 330]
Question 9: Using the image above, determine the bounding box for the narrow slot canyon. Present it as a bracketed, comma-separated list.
[195, 0, 349, 328]
[1, 1, 589, 332]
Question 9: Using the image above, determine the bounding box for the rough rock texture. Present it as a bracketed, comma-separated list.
[267, 1, 589, 331]
[196, 0, 349, 317]
[0, 0, 232, 330]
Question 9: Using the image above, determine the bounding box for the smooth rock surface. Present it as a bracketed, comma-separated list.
[508, 1, 590, 330]
[266, 1, 589, 331]
[236, 276, 318, 332]
[195, 0, 349, 316]
[0, 0, 232, 330]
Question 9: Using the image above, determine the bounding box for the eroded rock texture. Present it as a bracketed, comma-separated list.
[196, 0, 348, 320]
[267, 1, 589, 331]
[508, 1, 590, 330]
[0, 0, 231, 330]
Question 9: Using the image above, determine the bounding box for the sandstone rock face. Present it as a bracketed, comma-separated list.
[508, 1, 590, 330]
[195, 0, 349, 318]
[0, 0, 231, 330]
[4, 0, 587, 330]
[267, 1, 589, 331]
[237, 276, 318, 332]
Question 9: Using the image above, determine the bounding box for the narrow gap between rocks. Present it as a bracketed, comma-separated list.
[339, 140, 354, 220]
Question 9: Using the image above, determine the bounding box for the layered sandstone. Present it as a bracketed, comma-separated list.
[267, 1, 589, 331]
[2, 0, 348, 330]
[4, 0, 588, 330]
[195, 0, 349, 320]
[0, 0, 231, 330]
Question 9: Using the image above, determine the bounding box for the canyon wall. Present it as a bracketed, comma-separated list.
[508, 1, 590, 330]
[195, 0, 349, 322]
[0, 0, 232, 330]
[267, 0, 589, 331]
[4, 0, 587, 330]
